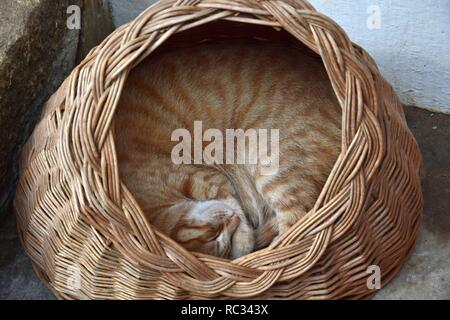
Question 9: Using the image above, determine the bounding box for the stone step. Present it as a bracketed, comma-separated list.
[0, 0, 114, 218]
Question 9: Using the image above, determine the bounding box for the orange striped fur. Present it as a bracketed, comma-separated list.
[115, 39, 341, 259]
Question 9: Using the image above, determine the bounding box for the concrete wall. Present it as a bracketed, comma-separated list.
[108, 0, 450, 114]
[312, 0, 450, 114]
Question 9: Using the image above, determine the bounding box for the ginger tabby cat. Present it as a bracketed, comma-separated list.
[115, 39, 341, 259]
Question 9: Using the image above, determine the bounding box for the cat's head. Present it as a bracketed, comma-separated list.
[170, 200, 255, 259]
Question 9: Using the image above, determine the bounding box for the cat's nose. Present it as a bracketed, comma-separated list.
[228, 213, 241, 227]
[227, 214, 240, 232]
[230, 214, 240, 224]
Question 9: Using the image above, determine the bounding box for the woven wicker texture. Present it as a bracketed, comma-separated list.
[14, 0, 422, 300]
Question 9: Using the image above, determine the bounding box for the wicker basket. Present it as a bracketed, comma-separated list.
[14, 0, 422, 300]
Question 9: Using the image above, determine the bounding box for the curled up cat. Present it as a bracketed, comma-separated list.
[115, 39, 341, 259]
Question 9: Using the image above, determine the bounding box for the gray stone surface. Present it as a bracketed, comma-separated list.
[77, 0, 115, 61]
[108, 0, 157, 27]
[0, 106, 448, 300]
[0, 213, 55, 300]
[0, 0, 78, 218]
[0, 0, 114, 220]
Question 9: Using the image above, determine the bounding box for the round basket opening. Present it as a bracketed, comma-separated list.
[113, 21, 342, 261]
[13, 1, 423, 300]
